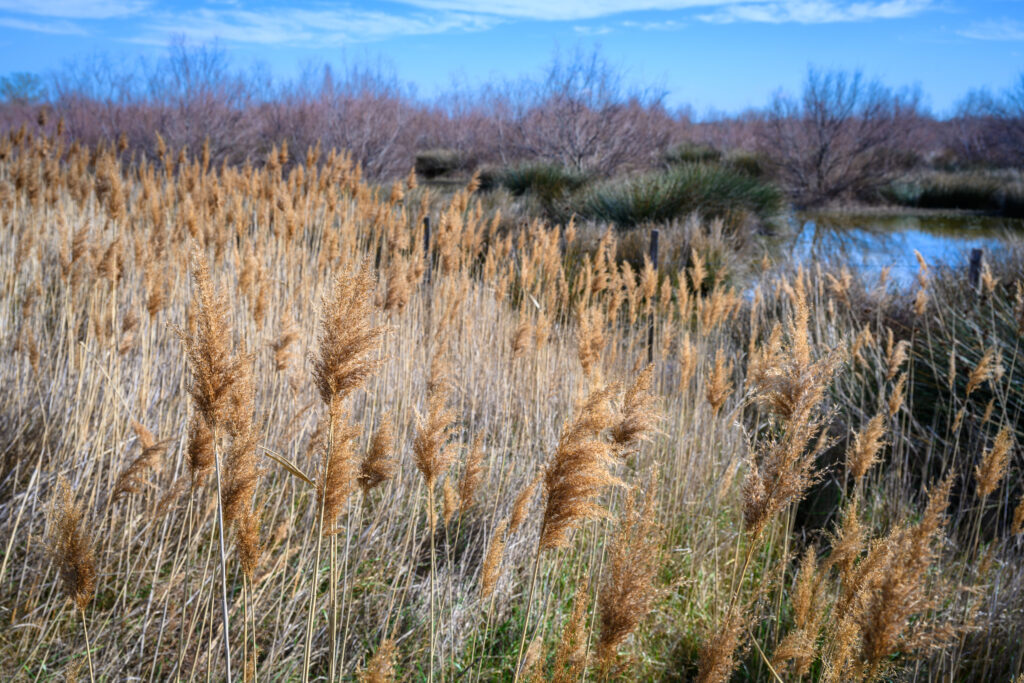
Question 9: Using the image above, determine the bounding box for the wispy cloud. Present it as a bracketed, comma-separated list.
[0, 0, 147, 18]
[574, 18, 687, 35]
[957, 19, 1024, 41]
[622, 19, 687, 30]
[573, 24, 614, 35]
[0, 0, 941, 44]
[133, 7, 500, 47]
[696, 0, 933, 24]
[396, 0, 932, 22]
[0, 15, 86, 34]
[395, 1, 723, 22]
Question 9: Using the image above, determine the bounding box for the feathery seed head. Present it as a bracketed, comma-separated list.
[596, 479, 663, 668]
[1011, 494, 1024, 535]
[383, 253, 411, 313]
[312, 260, 386, 406]
[359, 416, 397, 493]
[237, 507, 261, 579]
[884, 329, 910, 381]
[847, 414, 886, 483]
[965, 347, 997, 400]
[181, 246, 240, 429]
[49, 478, 96, 611]
[270, 312, 300, 373]
[320, 407, 361, 533]
[705, 349, 734, 415]
[773, 546, 823, 678]
[413, 354, 458, 490]
[222, 354, 260, 527]
[512, 311, 533, 360]
[442, 477, 457, 526]
[577, 304, 606, 379]
[540, 384, 622, 551]
[480, 517, 508, 599]
[186, 414, 215, 484]
[888, 373, 907, 418]
[827, 494, 865, 580]
[612, 364, 659, 456]
[696, 609, 745, 683]
[113, 421, 171, 501]
[358, 639, 397, 683]
[975, 426, 1012, 500]
[458, 434, 485, 514]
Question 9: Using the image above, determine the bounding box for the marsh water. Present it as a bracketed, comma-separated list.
[789, 212, 1022, 287]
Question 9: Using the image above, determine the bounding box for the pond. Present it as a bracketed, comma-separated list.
[789, 212, 1022, 287]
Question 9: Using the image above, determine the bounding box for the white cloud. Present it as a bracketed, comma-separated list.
[958, 19, 1024, 41]
[0, 0, 147, 18]
[0, 15, 86, 33]
[572, 17, 690, 34]
[696, 0, 933, 23]
[395, 0, 751, 21]
[133, 7, 500, 47]
[0, 0, 939, 45]
[622, 19, 687, 30]
[399, 0, 934, 23]
[573, 24, 614, 34]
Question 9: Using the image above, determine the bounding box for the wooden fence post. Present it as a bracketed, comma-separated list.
[647, 229, 660, 365]
[968, 248, 983, 292]
[423, 215, 432, 285]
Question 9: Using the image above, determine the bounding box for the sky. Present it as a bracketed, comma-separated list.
[0, 1, 1022, 116]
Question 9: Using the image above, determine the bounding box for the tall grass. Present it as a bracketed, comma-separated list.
[0, 128, 1021, 681]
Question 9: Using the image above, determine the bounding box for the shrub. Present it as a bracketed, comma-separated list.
[759, 68, 922, 206]
[493, 162, 590, 204]
[723, 150, 768, 178]
[883, 170, 1024, 216]
[489, 48, 673, 173]
[663, 142, 722, 166]
[415, 149, 465, 179]
[916, 175, 1000, 211]
[571, 163, 782, 229]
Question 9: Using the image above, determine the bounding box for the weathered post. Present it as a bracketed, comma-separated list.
[968, 248, 983, 292]
[423, 215, 432, 285]
[647, 228, 660, 364]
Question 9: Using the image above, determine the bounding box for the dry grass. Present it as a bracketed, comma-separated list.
[0, 131, 1021, 682]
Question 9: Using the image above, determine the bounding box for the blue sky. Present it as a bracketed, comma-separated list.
[0, 1, 1022, 115]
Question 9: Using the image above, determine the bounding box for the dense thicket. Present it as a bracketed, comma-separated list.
[2, 45, 1022, 203]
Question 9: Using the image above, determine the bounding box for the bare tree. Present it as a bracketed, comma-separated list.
[147, 39, 254, 162]
[278, 61, 423, 179]
[46, 42, 256, 165]
[999, 73, 1024, 151]
[0, 73, 46, 105]
[759, 68, 921, 205]
[950, 74, 1024, 167]
[494, 49, 672, 174]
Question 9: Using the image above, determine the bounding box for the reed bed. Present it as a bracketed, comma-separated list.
[0, 128, 1021, 681]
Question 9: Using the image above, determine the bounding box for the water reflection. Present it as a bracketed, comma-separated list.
[789, 212, 1019, 287]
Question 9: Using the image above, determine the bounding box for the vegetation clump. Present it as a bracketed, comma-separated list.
[571, 163, 783, 229]
[0, 126, 1021, 683]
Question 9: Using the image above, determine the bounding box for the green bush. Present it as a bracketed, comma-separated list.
[493, 161, 590, 204]
[663, 142, 722, 166]
[883, 171, 1024, 216]
[571, 163, 783, 229]
[414, 149, 464, 179]
[723, 150, 768, 178]
[916, 175, 1000, 211]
